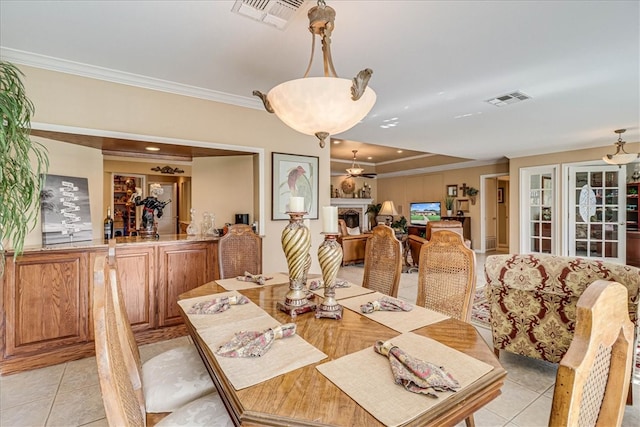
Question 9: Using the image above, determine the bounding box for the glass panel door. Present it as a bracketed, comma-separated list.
[520, 166, 557, 254]
[568, 166, 625, 262]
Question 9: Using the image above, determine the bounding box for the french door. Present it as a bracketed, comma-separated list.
[520, 166, 558, 254]
[567, 166, 626, 262]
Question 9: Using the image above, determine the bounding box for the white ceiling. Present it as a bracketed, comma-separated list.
[1, 0, 638, 164]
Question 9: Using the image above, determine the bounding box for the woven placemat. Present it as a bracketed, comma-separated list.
[199, 315, 328, 390]
[316, 332, 494, 427]
[215, 272, 290, 290]
[339, 292, 449, 332]
[178, 291, 267, 331]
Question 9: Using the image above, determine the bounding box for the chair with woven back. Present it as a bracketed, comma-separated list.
[549, 280, 635, 427]
[218, 223, 262, 279]
[362, 224, 402, 297]
[416, 229, 477, 426]
[416, 229, 477, 321]
[93, 243, 232, 426]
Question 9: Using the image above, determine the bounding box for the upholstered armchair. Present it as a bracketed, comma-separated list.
[484, 254, 640, 364]
[337, 219, 369, 266]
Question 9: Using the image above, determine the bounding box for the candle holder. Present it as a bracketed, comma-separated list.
[277, 211, 316, 317]
[316, 232, 344, 320]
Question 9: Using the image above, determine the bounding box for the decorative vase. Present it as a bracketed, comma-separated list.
[277, 212, 316, 317]
[315, 233, 344, 319]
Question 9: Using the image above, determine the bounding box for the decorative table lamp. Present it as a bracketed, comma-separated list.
[277, 197, 316, 317]
[316, 206, 343, 319]
[379, 200, 398, 226]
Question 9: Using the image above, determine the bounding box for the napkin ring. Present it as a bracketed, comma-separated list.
[376, 339, 398, 357]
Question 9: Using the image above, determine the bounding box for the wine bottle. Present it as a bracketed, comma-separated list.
[104, 206, 114, 240]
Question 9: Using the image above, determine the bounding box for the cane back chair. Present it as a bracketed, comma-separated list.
[218, 223, 262, 278]
[362, 224, 402, 297]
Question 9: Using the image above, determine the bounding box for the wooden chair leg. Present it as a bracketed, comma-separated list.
[627, 380, 633, 406]
[465, 415, 475, 427]
[493, 348, 500, 358]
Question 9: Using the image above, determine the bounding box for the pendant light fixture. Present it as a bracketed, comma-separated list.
[603, 129, 638, 166]
[346, 150, 364, 176]
[253, 0, 376, 148]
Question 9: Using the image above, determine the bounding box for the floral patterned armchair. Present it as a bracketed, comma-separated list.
[484, 254, 640, 363]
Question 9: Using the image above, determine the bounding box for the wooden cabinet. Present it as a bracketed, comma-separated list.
[3, 251, 89, 359]
[157, 242, 215, 327]
[1, 237, 220, 374]
[627, 183, 640, 267]
[112, 174, 144, 236]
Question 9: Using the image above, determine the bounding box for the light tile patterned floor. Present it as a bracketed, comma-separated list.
[1, 252, 638, 426]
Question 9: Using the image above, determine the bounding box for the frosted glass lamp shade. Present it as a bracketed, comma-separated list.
[603, 153, 638, 165]
[267, 77, 376, 139]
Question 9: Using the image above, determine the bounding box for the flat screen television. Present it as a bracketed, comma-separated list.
[410, 202, 441, 225]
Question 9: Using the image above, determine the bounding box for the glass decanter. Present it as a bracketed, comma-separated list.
[186, 208, 199, 235]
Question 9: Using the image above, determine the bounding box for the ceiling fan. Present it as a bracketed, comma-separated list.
[346, 150, 377, 178]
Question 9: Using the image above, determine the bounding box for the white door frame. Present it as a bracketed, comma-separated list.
[519, 165, 560, 255]
[479, 172, 509, 253]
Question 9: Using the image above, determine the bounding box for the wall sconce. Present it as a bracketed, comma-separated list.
[151, 166, 184, 174]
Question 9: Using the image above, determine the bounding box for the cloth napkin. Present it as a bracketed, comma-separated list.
[215, 323, 297, 358]
[373, 340, 460, 398]
[307, 278, 350, 290]
[360, 296, 414, 314]
[236, 271, 273, 286]
[188, 295, 250, 314]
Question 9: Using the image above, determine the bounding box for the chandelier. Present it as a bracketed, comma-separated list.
[346, 150, 364, 176]
[602, 129, 638, 166]
[253, 0, 376, 148]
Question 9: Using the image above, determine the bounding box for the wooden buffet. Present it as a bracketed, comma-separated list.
[0, 235, 221, 374]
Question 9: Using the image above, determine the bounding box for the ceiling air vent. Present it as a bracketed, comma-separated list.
[232, 0, 304, 30]
[485, 91, 531, 107]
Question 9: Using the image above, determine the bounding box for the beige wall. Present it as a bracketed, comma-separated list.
[375, 162, 509, 248]
[192, 156, 254, 227]
[26, 137, 104, 247]
[20, 65, 330, 273]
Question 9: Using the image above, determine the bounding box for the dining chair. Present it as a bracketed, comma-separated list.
[218, 223, 262, 278]
[416, 229, 477, 427]
[93, 246, 232, 426]
[362, 224, 402, 297]
[549, 280, 634, 427]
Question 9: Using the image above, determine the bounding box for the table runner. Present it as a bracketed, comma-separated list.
[198, 315, 327, 390]
[178, 291, 267, 331]
[307, 278, 375, 300]
[316, 332, 494, 427]
[215, 272, 290, 290]
[340, 292, 449, 332]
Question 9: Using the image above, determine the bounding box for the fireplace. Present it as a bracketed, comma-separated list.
[331, 198, 373, 231]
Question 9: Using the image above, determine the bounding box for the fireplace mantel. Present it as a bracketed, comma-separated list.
[330, 198, 373, 231]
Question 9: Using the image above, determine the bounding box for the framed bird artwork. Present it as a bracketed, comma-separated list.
[272, 152, 319, 220]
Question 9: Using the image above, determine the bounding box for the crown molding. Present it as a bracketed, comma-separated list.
[0, 47, 263, 110]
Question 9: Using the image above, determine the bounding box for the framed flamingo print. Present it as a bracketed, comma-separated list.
[272, 152, 319, 220]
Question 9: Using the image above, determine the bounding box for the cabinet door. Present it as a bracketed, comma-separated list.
[3, 251, 89, 358]
[88, 246, 155, 340]
[157, 242, 214, 326]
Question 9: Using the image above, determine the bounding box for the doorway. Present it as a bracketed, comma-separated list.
[480, 173, 509, 253]
[150, 182, 178, 235]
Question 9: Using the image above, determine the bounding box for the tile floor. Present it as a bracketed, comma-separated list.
[1, 252, 639, 427]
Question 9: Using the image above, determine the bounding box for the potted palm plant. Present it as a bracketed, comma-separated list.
[0, 61, 49, 275]
[445, 196, 455, 216]
[366, 202, 382, 229]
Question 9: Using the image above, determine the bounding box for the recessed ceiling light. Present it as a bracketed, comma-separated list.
[367, 156, 373, 160]
[332, 140, 341, 144]
[145, 146, 160, 152]
[397, 150, 403, 153]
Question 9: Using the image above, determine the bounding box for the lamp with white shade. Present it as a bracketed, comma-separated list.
[379, 200, 398, 227]
[253, 0, 376, 148]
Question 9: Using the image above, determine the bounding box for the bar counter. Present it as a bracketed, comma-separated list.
[1, 234, 221, 374]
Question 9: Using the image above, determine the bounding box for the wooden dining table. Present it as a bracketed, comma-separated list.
[178, 280, 506, 427]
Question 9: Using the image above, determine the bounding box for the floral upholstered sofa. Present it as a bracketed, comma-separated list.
[484, 254, 640, 363]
